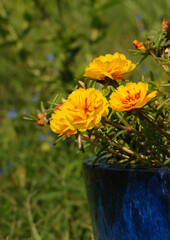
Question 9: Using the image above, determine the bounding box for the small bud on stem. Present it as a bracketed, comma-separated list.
[36, 113, 45, 120]
[37, 119, 46, 126]
[133, 40, 146, 51]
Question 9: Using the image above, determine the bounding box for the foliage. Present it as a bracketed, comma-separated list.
[33, 20, 170, 167]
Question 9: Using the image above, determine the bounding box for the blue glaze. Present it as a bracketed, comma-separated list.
[83, 160, 170, 240]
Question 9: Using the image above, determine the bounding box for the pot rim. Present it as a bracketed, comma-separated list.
[83, 158, 170, 173]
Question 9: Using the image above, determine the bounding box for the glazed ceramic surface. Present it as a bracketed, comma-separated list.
[83, 159, 170, 240]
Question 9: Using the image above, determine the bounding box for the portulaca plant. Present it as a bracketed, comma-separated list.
[24, 19, 170, 166]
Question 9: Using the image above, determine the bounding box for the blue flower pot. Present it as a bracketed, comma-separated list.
[83, 159, 170, 240]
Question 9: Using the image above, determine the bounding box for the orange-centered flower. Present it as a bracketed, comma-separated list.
[109, 82, 158, 111]
[61, 88, 109, 132]
[50, 108, 77, 138]
[83, 52, 136, 82]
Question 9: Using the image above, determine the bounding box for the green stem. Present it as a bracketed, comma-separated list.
[26, 193, 42, 240]
[135, 55, 148, 66]
[109, 79, 119, 89]
[149, 50, 169, 74]
[82, 136, 130, 159]
[97, 78, 119, 89]
[99, 134, 149, 162]
[103, 119, 136, 133]
[139, 112, 170, 140]
[103, 118, 165, 162]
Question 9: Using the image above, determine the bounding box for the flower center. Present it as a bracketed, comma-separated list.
[84, 97, 88, 112]
[121, 90, 141, 104]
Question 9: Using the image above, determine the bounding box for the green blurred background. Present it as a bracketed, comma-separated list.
[0, 0, 169, 239]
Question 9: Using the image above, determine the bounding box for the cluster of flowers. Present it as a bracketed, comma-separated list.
[24, 18, 168, 166]
[50, 52, 158, 139]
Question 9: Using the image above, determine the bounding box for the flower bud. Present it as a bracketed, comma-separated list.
[162, 18, 168, 30]
[133, 40, 146, 51]
[37, 119, 46, 126]
[83, 134, 89, 139]
[55, 104, 62, 110]
[36, 113, 45, 120]
[78, 80, 86, 89]
[165, 48, 170, 59]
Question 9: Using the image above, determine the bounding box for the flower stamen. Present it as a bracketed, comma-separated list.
[110, 82, 158, 111]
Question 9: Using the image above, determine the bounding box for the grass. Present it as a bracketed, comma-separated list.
[0, 0, 169, 239]
[0, 125, 93, 239]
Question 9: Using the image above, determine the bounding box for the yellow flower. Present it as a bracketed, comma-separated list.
[83, 52, 136, 82]
[109, 82, 158, 111]
[50, 107, 77, 138]
[62, 88, 109, 132]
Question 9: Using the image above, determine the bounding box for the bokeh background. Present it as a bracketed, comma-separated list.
[0, 0, 169, 239]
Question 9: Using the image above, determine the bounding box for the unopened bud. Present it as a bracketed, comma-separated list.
[133, 40, 145, 51]
[78, 80, 86, 89]
[83, 134, 89, 139]
[155, 100, 159, 107]
[162, 18, 168, 30]
[55, 104, 62, 110]
[90, 135, 95, 140]
[165, 48, 170, 59]
[37, 119, 46, 126]
[83, 134, 95, 140]
[36, 113, 45, 120]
